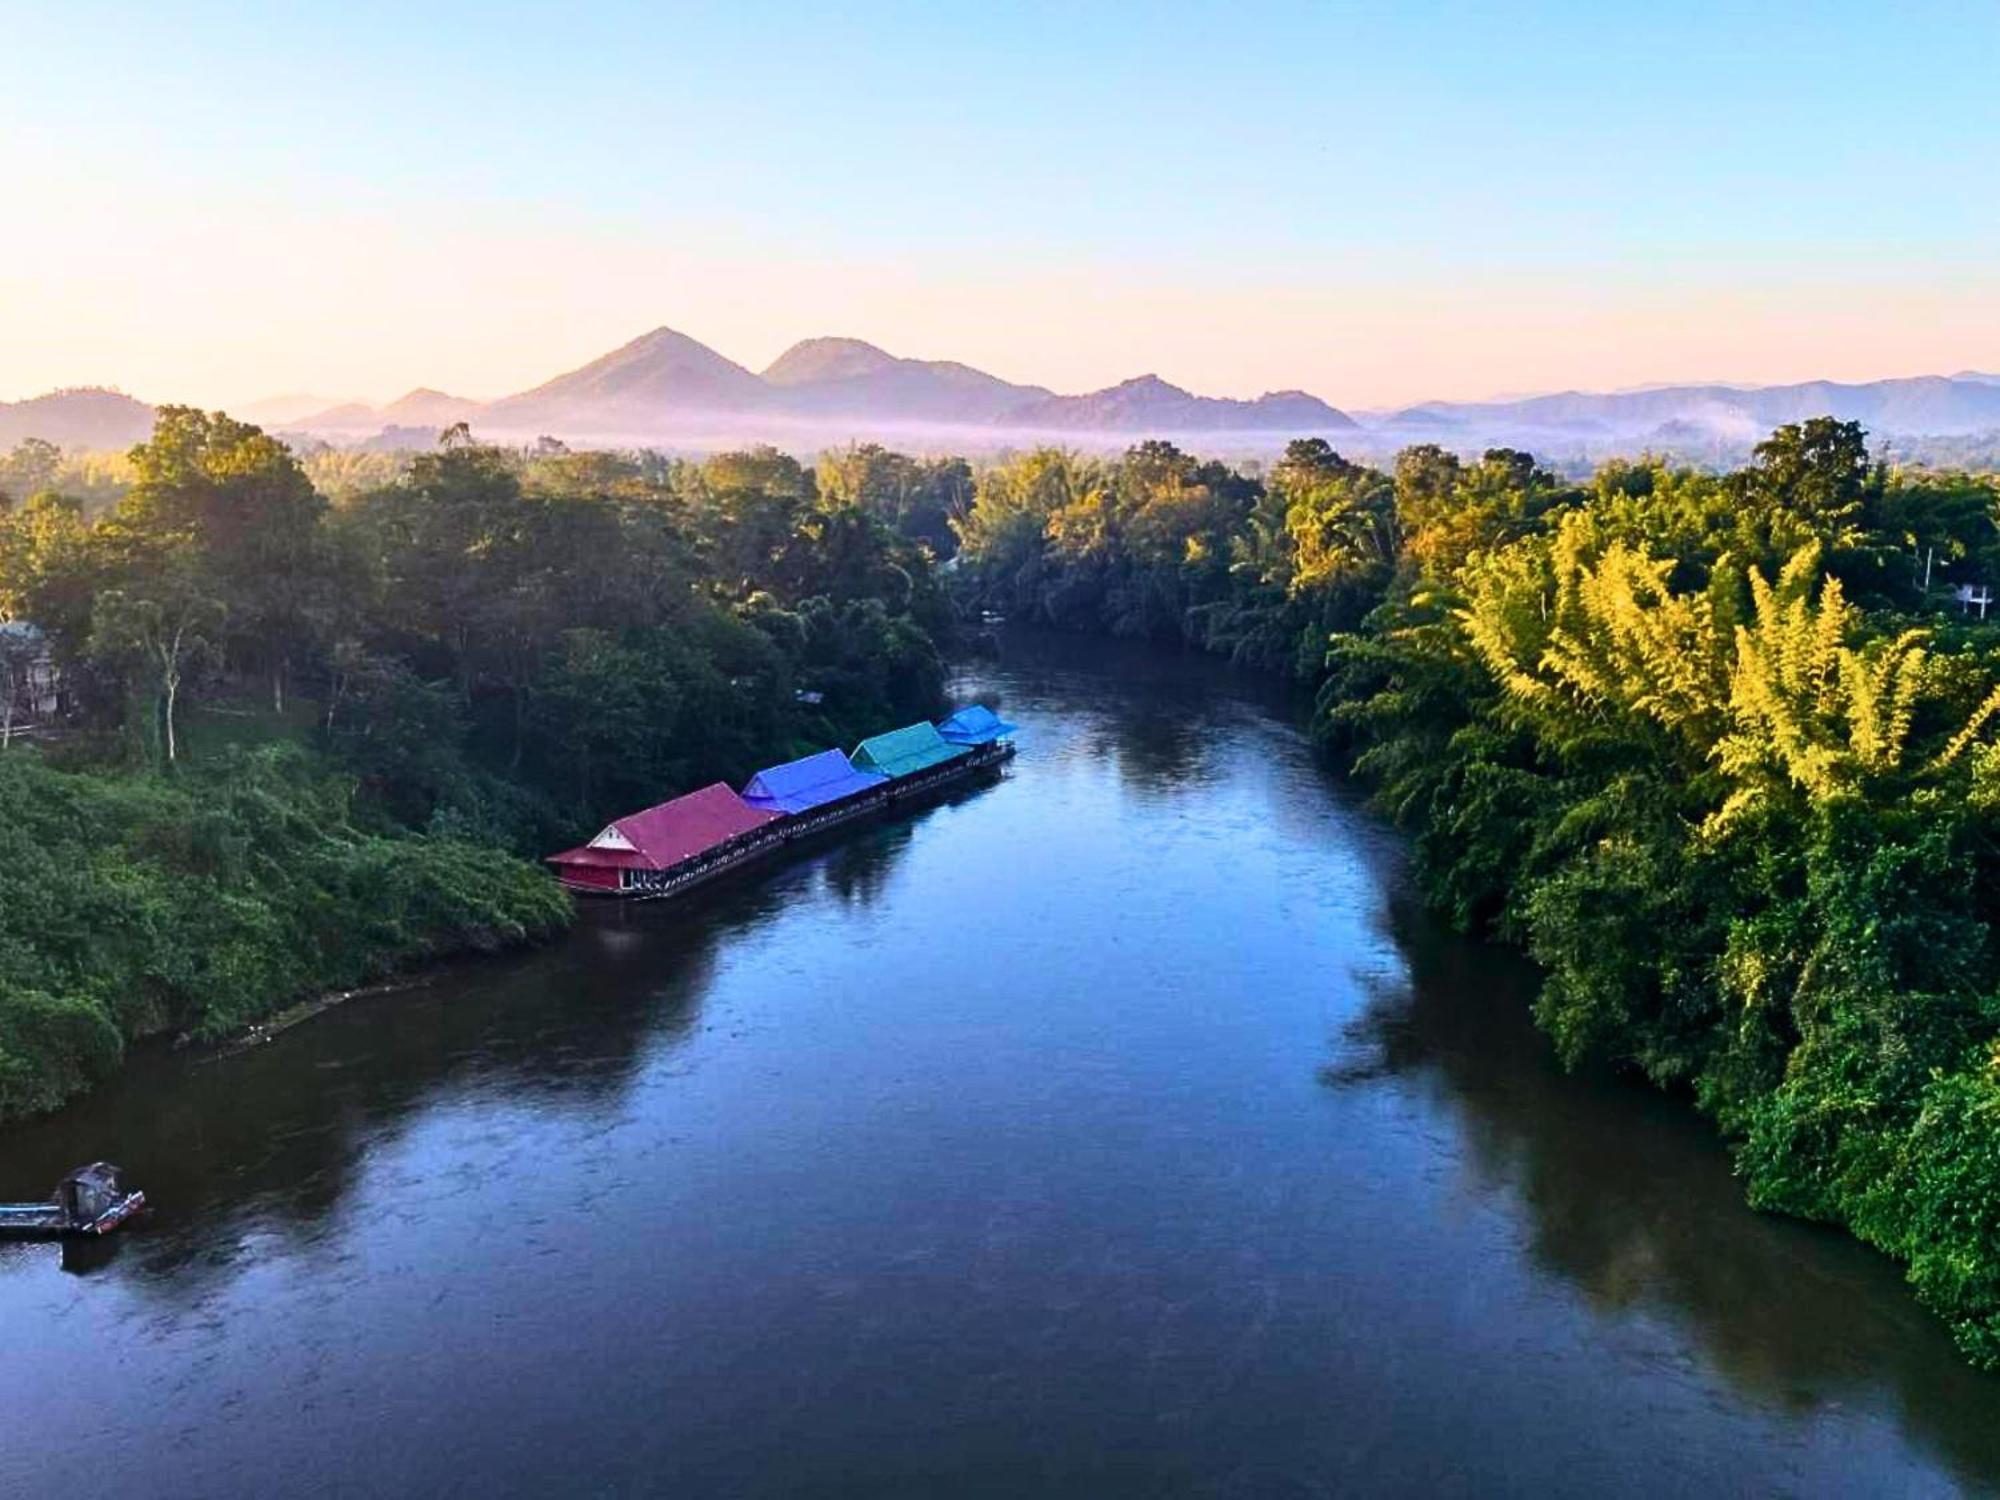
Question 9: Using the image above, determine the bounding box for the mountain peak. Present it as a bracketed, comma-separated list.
[378, 387, 481, 426]
[490, 324, 767, 424]
[1113, 373, 1188, 397]
[763, 337, 901, 386]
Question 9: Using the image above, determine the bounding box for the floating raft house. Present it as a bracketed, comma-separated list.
[547, 706, 1015, 898]
[741, 748, 887, 816]
[547, 782, 778, 894]
[850, 722, 969, 779]
[937, 704, 1019, 746]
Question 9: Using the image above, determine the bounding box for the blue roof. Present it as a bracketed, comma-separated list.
[741, 748, 887, 815]
[937, 704, 1018, 745]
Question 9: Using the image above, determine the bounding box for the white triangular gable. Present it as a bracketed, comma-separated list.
[589, 824, 636, 851]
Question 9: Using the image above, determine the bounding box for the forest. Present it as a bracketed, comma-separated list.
[0, 417, 961, 1118]
[949, 422, 2000, 1367]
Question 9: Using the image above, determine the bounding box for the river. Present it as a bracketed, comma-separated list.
[3, 631, 1999, 1497]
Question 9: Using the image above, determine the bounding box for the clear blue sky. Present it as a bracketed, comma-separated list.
[4, 1, 1997, 408]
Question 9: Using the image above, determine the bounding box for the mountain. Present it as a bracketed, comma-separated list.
[378, 388, 482, 428]
[762, 337, 1051, 423]
[0, 388, 155, 449]
[762, 337, 902, 386]
[1003, 374, 1360, 433]
[482, 326, 769, 434]
[221, 329, 2000, 457]
[295, 401, 379, 431]
[229, 327, 1353, 448]
[1385, 375, 2000, 443]
[237, 393, 359, 426]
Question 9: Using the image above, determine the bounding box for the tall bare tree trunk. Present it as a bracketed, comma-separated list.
[163, 669, 180, 763]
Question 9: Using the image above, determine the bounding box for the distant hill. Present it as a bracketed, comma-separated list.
[290, 387, 483, 439]
[297, 401, 379, 431]
[1004, 375, 1360, 433]
[1384, 375, 2000, 444]
[481, 326, 770, 435]
[0, 388, 154, 450]
[762, 337, 1051, 423]
[236, 393, 359, 426]
[73, 326, 2000, 459]
[379, 388, 481, 426]
[762, 337, 904, 386]
[278, 327, 1361, 447]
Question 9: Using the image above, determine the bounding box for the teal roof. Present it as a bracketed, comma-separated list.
[851, 721, 968, 779]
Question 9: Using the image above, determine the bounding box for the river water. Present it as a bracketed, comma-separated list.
[4, 631, 1999, 1497]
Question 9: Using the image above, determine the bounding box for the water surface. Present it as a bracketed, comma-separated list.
[4, 632, 1998, 1497]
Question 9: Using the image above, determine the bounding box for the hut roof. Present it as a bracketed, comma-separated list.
[547, 783, 775, 872]
[937, 704, 1018, 745]
[741, 748, 887, 816]
[851, 722, 969, 779]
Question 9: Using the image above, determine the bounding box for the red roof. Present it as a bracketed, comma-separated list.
[547, 783, 776, 871]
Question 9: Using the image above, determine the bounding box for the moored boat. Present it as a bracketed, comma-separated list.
[0, 1163, 147, 1239]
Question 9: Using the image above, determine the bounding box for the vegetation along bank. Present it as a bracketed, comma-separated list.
[949, 425, 2000, 1368]
[0, 417, 959, 1120]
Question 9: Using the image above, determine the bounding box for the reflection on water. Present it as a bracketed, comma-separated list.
[0, 628, 1995, 1498]
[1334, 883, 2000, 1487]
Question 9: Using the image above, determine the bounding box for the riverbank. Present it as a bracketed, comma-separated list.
[948, 435, 2000, 1371]
[0, 744, 570, 1122]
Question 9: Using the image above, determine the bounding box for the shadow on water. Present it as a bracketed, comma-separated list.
[1327, 883, 2000, 1490]
[0, 793, 946, 1300]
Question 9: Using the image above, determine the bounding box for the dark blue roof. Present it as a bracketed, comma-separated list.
[936, 705, 1018, 745]
[741, 748, 887, 815]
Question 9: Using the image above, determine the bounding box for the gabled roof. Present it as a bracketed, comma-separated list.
[547, 783, 775, 871]
[850, 721, 969, 779]
[937, 704, 1018, 745]
[741, 748, 887, 815]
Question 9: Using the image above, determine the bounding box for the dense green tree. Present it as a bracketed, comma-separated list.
[87, 572, 227, 764]
[108, 409, 332, 708]
[0, 438, 62, 509]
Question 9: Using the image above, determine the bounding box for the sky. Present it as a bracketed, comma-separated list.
[3, 0, 1999, 411]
